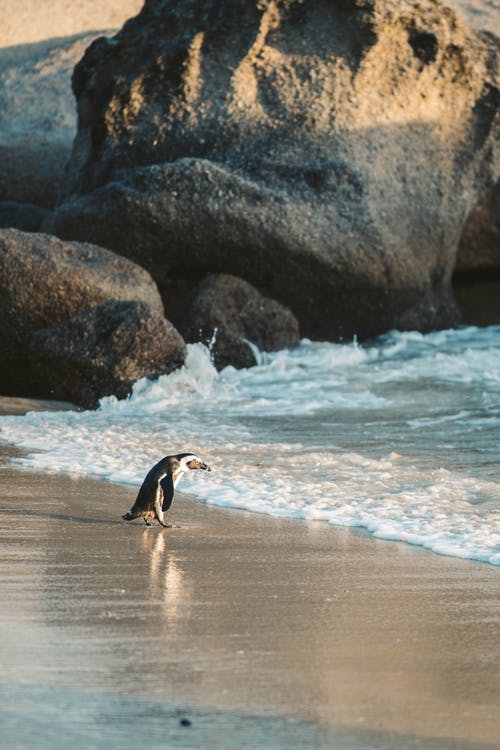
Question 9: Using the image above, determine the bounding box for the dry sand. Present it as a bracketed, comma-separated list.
[0, 0, 497, 41]
[0, 0, 143, 47]
[0, 404, 499, 749]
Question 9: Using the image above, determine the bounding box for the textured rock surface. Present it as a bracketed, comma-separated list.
[0, 229, 164, 341]
[181, 274, 300, 369]
[46, 0, 500, 339]
[30, 300, 186, 409]
[0, 229, 168, 398]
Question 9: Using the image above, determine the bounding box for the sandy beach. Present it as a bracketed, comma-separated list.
[1, 0, 497, 43]
[0, 404, 499, 750]
[0, 1, 499, 747]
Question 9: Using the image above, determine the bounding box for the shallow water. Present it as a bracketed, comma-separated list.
[1, 326, 499, 565]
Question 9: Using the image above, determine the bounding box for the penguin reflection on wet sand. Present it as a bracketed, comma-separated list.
[122, 453, 211, 527]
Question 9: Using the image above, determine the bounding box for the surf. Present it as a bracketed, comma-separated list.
[0, 326, 499, 566]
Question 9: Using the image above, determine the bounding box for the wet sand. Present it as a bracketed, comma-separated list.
[0, 428, 499, 749]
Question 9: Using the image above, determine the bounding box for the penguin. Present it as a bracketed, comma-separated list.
[122, 453, 211, 527]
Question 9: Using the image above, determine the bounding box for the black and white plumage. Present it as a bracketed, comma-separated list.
[122, 453, 211, 526]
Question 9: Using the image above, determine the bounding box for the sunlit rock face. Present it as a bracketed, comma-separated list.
[47, 0, 500, 339]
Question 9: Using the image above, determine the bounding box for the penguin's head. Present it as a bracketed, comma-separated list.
[185, 455, 211, 472]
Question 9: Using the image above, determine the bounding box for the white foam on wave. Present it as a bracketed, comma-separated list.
[1, 328, 499, 566]
[100, 343, 227, 412]
[374, 326, 500, 385]
[194, 450, 500, 566]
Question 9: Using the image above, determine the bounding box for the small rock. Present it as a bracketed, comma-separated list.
[30, 300, 186, 409]
[180, 274, 300, 370]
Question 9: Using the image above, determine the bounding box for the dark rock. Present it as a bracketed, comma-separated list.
[456, 180, 500, 274]
[453, 179, 500, 325]
[180, 274, 300, 369]
[46, 0, 499, 340]
[0, 228, 164, 344]
[30, 300, 186, 409]
[0, 228, 166, 397]
[0, 139, 72, 211]
[452, 273, 500, 327]
[0, 202, 50, 232]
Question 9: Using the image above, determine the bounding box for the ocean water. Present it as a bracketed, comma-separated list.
[1, 325, 499, 566]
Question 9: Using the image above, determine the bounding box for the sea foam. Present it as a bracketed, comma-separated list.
[1, 327, 499, 566]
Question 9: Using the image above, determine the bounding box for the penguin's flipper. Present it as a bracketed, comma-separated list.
[160, 474, 175, 512]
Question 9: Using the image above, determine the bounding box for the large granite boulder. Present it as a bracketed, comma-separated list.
[0, 228, 177, 400]
[30, 300, 186, 409]
[180, 273, 300, 369]
[46, 0, 500, 340]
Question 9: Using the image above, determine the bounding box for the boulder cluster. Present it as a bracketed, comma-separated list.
[0, 229, 297, 407]
[0, 0, 498, 407]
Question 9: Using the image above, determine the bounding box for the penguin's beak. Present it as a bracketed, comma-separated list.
[203, 463, 212, 472]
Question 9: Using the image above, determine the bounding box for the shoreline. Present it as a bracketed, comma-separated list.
[1, 0, 499, 740]
[0, 399, 499, 748]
